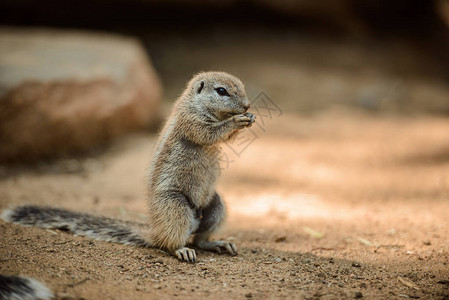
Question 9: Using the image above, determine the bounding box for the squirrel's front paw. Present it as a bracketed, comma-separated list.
[245, 112, 256, 126]
[233, 113, 256, 129]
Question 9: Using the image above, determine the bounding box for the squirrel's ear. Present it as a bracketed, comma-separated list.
[197, 81, 204, 94]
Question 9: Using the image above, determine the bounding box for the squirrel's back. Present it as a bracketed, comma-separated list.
[147, 71, 250, 209]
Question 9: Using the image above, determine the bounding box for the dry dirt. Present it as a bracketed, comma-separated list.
[1, 109, 449, 299]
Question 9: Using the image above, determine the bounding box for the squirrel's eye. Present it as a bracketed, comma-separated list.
[215, 87, 230, 97]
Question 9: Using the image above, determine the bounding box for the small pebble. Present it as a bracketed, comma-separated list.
[274, 236, 287, 243]
[352, 262, 361, 268]
[245, 293, 253, 298]
[355, 291, 363, 298]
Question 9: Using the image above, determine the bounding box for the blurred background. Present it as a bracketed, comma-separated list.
[1, 0, 449, 163]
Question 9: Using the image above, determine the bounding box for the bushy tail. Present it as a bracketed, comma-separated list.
[0, 275, 53, 300]
[1, 205, 148, 247]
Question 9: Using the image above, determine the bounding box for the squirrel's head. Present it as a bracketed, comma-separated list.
[183, 72, 250, 120]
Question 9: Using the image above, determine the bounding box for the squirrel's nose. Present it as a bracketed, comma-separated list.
[243, 103, 250, 111]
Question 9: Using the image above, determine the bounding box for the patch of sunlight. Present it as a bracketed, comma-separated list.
[278, 161, 341, 185]
[232, 193, 359, 220]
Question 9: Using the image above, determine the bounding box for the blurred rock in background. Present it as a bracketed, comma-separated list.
[0, 28, 161, 164]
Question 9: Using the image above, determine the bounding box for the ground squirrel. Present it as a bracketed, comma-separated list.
[147, 71, 254, 262]
[1, 72, 255, 266]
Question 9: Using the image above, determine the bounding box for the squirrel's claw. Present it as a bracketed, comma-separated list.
[175, 247, 197, 263]
[244, 112, 256, 125]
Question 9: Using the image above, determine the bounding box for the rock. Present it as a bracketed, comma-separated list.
[0, 27, 161, 163]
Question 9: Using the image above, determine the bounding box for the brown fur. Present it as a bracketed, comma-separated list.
[146, 71, 255, 262]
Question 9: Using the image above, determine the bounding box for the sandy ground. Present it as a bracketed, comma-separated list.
[1, 109, 449, 299]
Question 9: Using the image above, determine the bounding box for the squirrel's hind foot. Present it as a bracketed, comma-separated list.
[195, 240, 238, 256]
